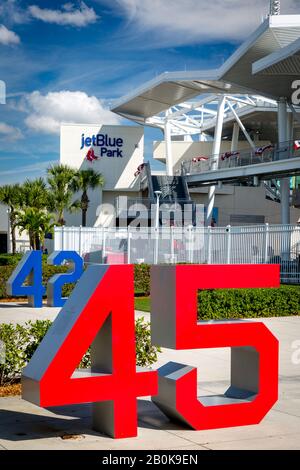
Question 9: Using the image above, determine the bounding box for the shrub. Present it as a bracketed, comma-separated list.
[0, 263, 71, 299]
[135, 316, 161, 366]
[197, 285, 300, 320]
[0, 323, 29, 385]
[23, 320, 52, 359]
[134, 264, 150, 295]
[0, 253, 23, 267]
[0, 255, 152, 299]
[0, 266, 14, 298]
[0, 317, 161, 385]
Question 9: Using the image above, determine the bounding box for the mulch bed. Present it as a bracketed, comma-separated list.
[0, 383, 21, 397]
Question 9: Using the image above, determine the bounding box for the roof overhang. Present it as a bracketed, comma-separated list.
[111, 71, 245, 122]
[111, 15, 300, 122]
[252, 37, 300, 99]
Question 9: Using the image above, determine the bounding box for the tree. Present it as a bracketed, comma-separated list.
[16, 178, 53, 250]
[47, 164, 78, 225]
[0, 184, 21, 254]
[16, 207, 54, 251]
[20, 178, 49, 211]
[71, 169, 104, 227]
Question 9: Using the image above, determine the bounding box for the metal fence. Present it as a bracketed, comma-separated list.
[54, 224, 300, 284]
[182, 140, 300, 175]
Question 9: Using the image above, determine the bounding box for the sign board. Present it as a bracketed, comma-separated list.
[60, 124, 144, 191]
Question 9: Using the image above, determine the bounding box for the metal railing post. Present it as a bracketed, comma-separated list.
[207, 226, 212, 264]
[61, 225, 64, 251]
[78, 225, 82, 256]
[127, 230, 131, 264]
[102, 229, 106, 263]
[188, 226, 194, 264]
[226, 225, 231, 264]
[264, 223, 269, 264]
[170, 226, 175, 264]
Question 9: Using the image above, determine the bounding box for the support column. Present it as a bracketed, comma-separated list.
[164, 111, 173, 176]
[206, 95, 226, 226]
[231, 122, 239, 152]
[287, 112, 293, 141]
[278, 97, 290, 225]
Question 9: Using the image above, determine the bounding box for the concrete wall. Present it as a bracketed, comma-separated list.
[0, 204, 8, 233]
[189, 186, 300, 226]
[0, 204, 31, 253]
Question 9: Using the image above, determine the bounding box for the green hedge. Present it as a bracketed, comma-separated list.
[2, 255, 300, 320]
[0, 254, 23, 266]
[0, 318, 160, 386]
[134, 264, 150, 295]
[135, 286, 300, 318]
[0, 259, 151, 299]
[0, 264, 70, 299]
[0, 266, 13, 298]
[197, 285, 300, 319]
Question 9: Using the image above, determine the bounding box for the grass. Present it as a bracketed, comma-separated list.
[134, 285, 300, 318]
[134, 296, 150, 312]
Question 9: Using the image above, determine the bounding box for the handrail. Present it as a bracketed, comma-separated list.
[182, 139, 300, 175]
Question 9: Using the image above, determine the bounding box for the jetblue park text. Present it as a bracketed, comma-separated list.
[80, 133, 124, 157]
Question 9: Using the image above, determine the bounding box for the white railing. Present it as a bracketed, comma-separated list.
[54, 224, 300, 284]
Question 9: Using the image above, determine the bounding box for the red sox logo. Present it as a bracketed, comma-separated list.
[85, 148, 99, 162]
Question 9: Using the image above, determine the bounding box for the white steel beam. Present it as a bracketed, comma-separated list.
[278, 97, 290, 226]
[164, 110, 173, 176]
[226, 100, 256, 150]
[206, 95, 226, 226]
[231, 122, 240, 152]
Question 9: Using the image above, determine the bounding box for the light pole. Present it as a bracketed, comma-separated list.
[154, 190, 162, 264]
[6, 208, 11, 254]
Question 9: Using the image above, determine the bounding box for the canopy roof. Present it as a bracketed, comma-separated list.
[252, 36, 300, 98]
[111, 15, 300, 123]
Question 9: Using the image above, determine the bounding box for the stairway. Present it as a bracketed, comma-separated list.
[150, 175, 190, 201]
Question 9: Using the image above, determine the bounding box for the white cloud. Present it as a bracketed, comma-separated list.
[29, 2, 98, 27]
[0, 160, 57, 185]
[0, 24, 20, 45]
[97, 0, 300, 46]
[0, 1, 30, 25]
[24, 90, 120, 134]
[0, 122, 23, 140]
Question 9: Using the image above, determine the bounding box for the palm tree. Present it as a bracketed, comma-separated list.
[16, 178, 53, 250]
[20, 178, 50, 211]
[47, 164, 78, 225]
[0, 184, 21, 254]
[71, 169, 104, 227]
[16, 207, 54, 250]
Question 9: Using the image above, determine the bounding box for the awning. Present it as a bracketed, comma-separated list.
[111, 15, 300, 122]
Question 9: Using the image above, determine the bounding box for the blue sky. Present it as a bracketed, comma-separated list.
[0, 0, 298, 184]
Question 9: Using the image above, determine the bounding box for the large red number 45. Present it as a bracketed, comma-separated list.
[22, 263, 279, 438]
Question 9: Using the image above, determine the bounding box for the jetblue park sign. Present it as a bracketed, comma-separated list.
[80, 132, 124, 157]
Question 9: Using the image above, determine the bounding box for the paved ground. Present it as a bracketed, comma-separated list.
[0, 302, 60, 324]
[0, 303, 299, 450]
